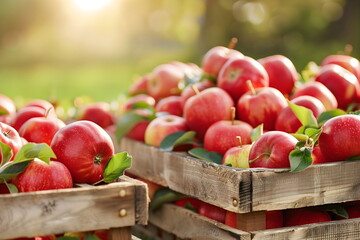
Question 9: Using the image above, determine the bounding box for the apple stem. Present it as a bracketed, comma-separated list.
[3, 130, 11, 137]
[246, 80, 256, 95]
[228, 37, 238, 49]
[45, 107, 53, 119]
[236, 136, 242, 147]
[191, 85, 200, 95]
[231, 107, 236, 125]
[249, 152, 270, 164]
[344, 44, 353, 55]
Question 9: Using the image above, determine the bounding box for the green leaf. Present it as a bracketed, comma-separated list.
[84, 233, 100, 240]
[130, 101, 156, 112]
[0, 142, 13, 166]
[13, 143, 56, 164]
[184, 201, 198, 213]
[250, 124, 263, 143]
[289, 147, 313, 172]
[56, 237, 81, 240]
[349, 110, 360, 115]
[115, 112, 149, 142]
[150, 187, 185, 211]
[3, 181, 18, 193]
[0, 160, 32, 182]
[318, 109, 346, 125]
[160, 131, 196, 152]
[223, 162, 232, 167]
[321, 204, 349, 219]
[0, 108, 8, 116]
[188, 148, 223, 164]
[288, 100, 318, 128]
[300, 61, 319, 83]
[103, 152, 132, 183]
[304, 127, 322, 143]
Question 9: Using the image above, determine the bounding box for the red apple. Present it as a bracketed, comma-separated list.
[147, 63, 184, 101]
[284, 208, 331, 227]
[202, 46, 244, 78]
[0, 94, 16, 125]
[18, 117, 66, 146]
[174, 197, 202, 212]
[144, 115, 188, 148]
[249, 131, 298, 168]
[126, 121, 150, 143]
[217, 56, 269, 102]
[275, 96, 326, 133]
[291, 81, 338, 110]
[222, 143, 252, 168]
[183, 87, 234, 140]
[155, 96, 183, 116]
[12, 106, 57, 131]
[258, 55, 298, 96]
[318, 114, 360, 162]
[198, 201, 226, 223]
[123, 94, 156, 112]
[321, 55, 360, 82]
[180, 79, 215, 108]
[25, 99, 55, 112]
[315, 64, 360, 110]
[237, 86, 288, 130]
[76, 102, 115, 129]
[50, 120, 115, 184]
[204, 119, 253, 155]
[128, 74, 150, 96]
[311, 145, 327, 164]
[12, 159, 73, 192]
[0, 122, 23, 162]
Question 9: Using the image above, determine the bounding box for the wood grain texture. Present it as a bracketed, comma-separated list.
[120, 138, 360, 213]
[0, 178, 148, 239]
[108, 227, 132, 240]
[251, 218, 360, 240]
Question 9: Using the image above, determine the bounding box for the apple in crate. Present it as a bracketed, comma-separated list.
[183, 87, 234, 140]
[217, 56, 269, 102]
[24, 99, 55, 112]
[284, 208, 331, 227]
[145, 115, 188, 148]
[321, 54, 360, 81]
[237, 85, 287, 130]
[0, 94, 16, 125]
[318, 114, 360, 162]
[180, 79, 215, 108]
[123, 94, 156, 112]
[258, 55, 298, 96]
[202, 45, 244, 78]
[249, 131, 298, 168]
[13, 159, 73, 192]
[155, 96, 183, 116]
[0, 122, 23, 162]
[291, 81, 338, 110]
[198, 201, 226, 223]
[128, 74, 150, 96]
[315, 64, 360, 110]
[12, 105, 57, 131]
[222, 142, 252, 168]
[51, 120, 115, 184]
[18, 117, 66, 145]
[76, 102, 115, 129]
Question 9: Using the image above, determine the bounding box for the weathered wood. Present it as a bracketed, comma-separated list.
[108, 227, 132, 240]
[149, 204, 251, 240]
[0, 178, 148, 239]
[119, 138, 252, 213]
[120, 138, 360, 213]
[251, 218, 360, 240]
[236, 211, 266, 231]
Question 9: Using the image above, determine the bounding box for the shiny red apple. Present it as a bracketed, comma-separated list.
[284, 208, 331, 227]
[0, 122, 23, 162]
[76, 102, 115, 129]
[0, 94, 16, 125]
[321, 55, 360, 82]
[155, 96, 183, 116]
[180, 79, 215, 108]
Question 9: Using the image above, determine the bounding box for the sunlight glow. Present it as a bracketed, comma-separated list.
[73, 0, 114, 11]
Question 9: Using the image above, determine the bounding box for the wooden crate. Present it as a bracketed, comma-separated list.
[134, 203, 360, 240]
[119, 138, 360, 214]
[0, 176, 148, 240]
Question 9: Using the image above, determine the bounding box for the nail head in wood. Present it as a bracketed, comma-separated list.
[232, 199, 238, 207]
[119, 209, 127, 217]
[119, 189, 126, 198]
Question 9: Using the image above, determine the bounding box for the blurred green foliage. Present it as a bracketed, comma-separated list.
[0, 0, 359, 103]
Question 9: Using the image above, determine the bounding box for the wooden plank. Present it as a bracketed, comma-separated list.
[119, 138, 252, 213]
[108, 227, 132, 240]
[148, 204, 251, 240]
[251, 161, 360, 211]
[236, 211, 266, 232]
[251, 218, 360, 240]
[0, 180, 146, 239]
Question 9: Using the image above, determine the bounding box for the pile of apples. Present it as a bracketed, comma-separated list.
[121, 40, 360, 170]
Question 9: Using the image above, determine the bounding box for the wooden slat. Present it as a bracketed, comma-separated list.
[0, 178, 148, 239]
[251, 161, 360, 211]
[119, 138, 252, 213]
[149, 204, 251, 240]
[108, 227, 132, 240]
[251, 218, 360, 240]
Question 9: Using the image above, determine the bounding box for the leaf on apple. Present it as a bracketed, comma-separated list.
[288, 100, 318, 128]
[289, 147, 313, 173]
[184, 201, 198, 213]
[188, 148, 223, 164]
[3, 180, 18, 193]
[250, 124, 263, 143]
[115, 112, 149, 142]
[317, 109, 346, 126]
[0, 160, 32, 183]
[0, 142, 13, 166]
[130, 101, 156, 113]
[103, 152, 132, 183]
[13, 143, 56, 164]
[160, 131, 196, 152]
[320, 204, 349, 219]
[150, 187, 185, 211]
